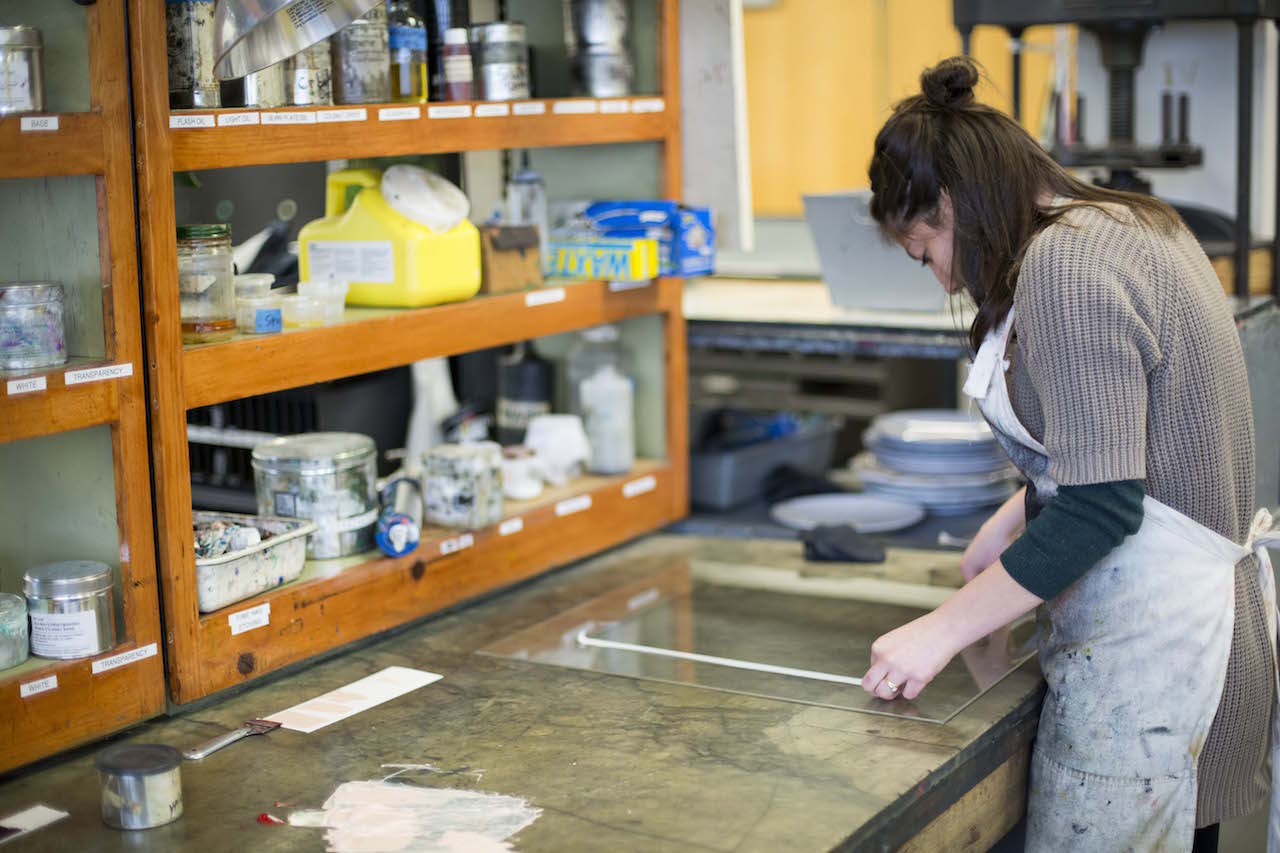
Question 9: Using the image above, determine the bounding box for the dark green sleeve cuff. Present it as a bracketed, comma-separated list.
[1001, 479, 1146, 601]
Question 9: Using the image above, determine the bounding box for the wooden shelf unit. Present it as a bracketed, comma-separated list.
[130, 0, 688, 705]
[0, 0, 165, 774]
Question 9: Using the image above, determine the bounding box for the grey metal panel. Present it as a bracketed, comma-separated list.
[954, 0, 1280, 31]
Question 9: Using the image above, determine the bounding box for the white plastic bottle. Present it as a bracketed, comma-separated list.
[580, 363, 634, 474]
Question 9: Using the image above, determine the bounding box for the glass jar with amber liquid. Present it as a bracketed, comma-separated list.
[387, 0, 428, 102]
[177, 224, 236, 344]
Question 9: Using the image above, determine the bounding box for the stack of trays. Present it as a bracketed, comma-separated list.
[856, 410, 1021, 515]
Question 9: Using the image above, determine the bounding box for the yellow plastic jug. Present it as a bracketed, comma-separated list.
[298, 168, 481, 308]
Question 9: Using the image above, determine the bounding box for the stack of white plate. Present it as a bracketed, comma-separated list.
[856, 410, 1021, 515]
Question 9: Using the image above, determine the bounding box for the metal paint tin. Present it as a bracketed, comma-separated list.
[0, 26, 44, 116]
[95, 744, 184, 830]
[22, 561, 116, 659]
[471, 22, 529, 101]
[0, 282, 66, 370]
[0, 593, 29, 670]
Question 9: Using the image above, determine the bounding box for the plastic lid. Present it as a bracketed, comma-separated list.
[23, 561, 114, 598]
[381, 165, 470, 235]
[0, 593, 25, 622]
[177, 224, 231, 240]
[234, 273, 275, 296]
[0, 27, 42, 49]
[0, 282, 64, 305]
[94, 744, 182, 776]
[252, 432, 375, 475]
[443, 27, 469, 46]
[470, 22, 526, 44]
[581, 324, 620, 344]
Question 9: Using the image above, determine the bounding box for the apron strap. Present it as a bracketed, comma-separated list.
[1248, 508, 1280, 555]
[962, 313, 1014, 402]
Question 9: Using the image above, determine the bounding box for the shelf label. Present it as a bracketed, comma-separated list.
[474, 103, 510, 118]
[217, 111, 260, 127]
[91, 642, 159, 676]
[19, 675, 57, 698]
[554, 99, 599, 115]
[631, 98, 665, 113]
[627, 588, 660, 611]
[169, 113, 216, 129]
[307, 240, 395, 284]
[623, 475, 657, 498]
[499, 517, 524, 537]
[556, 495, 592, 517]
[318, 108, 367, 124]
[609, 279, 652, 293]
[428, 104, 472, 119]
[20, 115, 58, 132]
[440, 533, 474, 556]
[261, 111, 317, 125]
[600, 99, 630, 114]
[525, 287, 566, 307]
[64, 362, 133, 386]
[7, 376, 46, 395]
[229, 602, 270, 636]
[513, 101, 546, 116]
[379, 106, 421, 121]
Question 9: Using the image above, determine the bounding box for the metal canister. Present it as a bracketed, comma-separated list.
[563, 0, 631, 97]
[471, 22, 530, 101]
[95, 744, 184, 830]
[0, 26, 43, 116]
[23, 561, 116, 660]
[331, 4, 391, 105]
[573, 45, 633, 99]
[165, 1, 219, 109]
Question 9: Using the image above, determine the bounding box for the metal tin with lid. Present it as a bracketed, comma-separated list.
[0, 593, 28, 670]
[471, 22, 530, 101]
[252, 433, 378, 558]
[95, 744, 184, 830]
[0, 26, 45, 116]
[23, 560, 116, 659]
[0, 282, 67, 370]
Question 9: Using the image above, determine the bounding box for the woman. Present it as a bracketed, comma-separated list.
[859, 56, 1279, 851]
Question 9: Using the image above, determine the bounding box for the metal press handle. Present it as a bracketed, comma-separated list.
[182, 726, 251, 760]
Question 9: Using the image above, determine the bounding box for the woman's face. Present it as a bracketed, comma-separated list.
[895, 193, 958, 294]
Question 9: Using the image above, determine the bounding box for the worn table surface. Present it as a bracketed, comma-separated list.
[0, 535, 1044, 852]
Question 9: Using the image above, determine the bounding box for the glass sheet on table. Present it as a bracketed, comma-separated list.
[479, 558, 1037, 723]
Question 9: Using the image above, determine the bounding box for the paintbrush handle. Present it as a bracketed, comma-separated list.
[182, 725, 251, 760]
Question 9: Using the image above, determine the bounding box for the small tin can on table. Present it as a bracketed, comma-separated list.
[23, 560, 116, 659]
[95, 744, 184, 830]
[0, 282, 66, 370]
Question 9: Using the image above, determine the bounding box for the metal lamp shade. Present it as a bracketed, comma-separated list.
[214, 0, 384, 80]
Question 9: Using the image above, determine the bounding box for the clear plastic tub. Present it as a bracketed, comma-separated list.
[234, 273, 275, 300]
[297, 280, 349, 326]
[281, 294, 323, 329]
[235, 294, 283, 335]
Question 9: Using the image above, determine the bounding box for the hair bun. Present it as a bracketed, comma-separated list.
[921, 56, 978, 110]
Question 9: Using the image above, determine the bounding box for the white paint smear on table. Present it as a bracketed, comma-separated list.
[266, 666, 442, 733]
[288, 781, 539, 853]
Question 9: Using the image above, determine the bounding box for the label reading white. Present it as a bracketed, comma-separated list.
[428, 104, 472, 119]
[261, 111, 317, 125]
[553, 99, 599, 115]
[623, 475, 657, 498]
[91, 642, 159, 675]
[513, 101, 546, 116]
[379, 106, 421, 121]
[525, 287, 566, 307]
[307, 241, 395, 284]
[64, 362, 133, 386]
[556, 495, 592, 517]
[318, 108, 367, 123]
[440, 533, 475, 556]
[627, 588, 660, 611]
[20, 115, 58, 132]
[600, 99, 631, 114]
[29, 610, 99, 658]
[499, 517, 524, 537]
[7, 376, 46, 395]
[631, 98, 665, 113]
[474, 103, 510, 118]
[217, 111, 260, 127]
[169, 113, 216, 129]
[609, 279, 653, 293]
[228, 602, 271, 636]
[19, 675, 58, 698]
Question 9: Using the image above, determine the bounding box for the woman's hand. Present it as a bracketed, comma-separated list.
[861, 610, 963, 701]
[959, 487, 1027, 582]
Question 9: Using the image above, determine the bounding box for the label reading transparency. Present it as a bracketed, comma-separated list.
[19, 675, 58, 698]
[169, 113, 216, 129]
[64, 362, 133, 385]
[254, 307, 283, 334]
[229, 603, 270, 636]
[555, 495, 592, 517]
[29, 610, 99, 659]
[92, 642, 159, 675]
[20, 115, 58, 132]
[6, 376, 46, 395]
[525, 287, 566, 308]
[307, 241, 395, 284]
[440, 533, 474, 556]
[499, 517, 524, 537]
[217, 112, 260, 127]
[623, 475, 657, 498]
[513, 101, 546, 116]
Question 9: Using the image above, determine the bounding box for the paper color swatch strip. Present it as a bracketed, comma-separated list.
[266, 666, 442, 733]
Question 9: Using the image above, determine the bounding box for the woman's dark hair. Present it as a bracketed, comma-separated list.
[869, 56, 1182, 352]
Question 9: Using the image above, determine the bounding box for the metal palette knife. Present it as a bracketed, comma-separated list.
[183, 719, 282, 761]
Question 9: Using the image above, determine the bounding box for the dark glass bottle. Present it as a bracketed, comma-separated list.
[496, 342, 554, 446]
[421, 0, 471, 101]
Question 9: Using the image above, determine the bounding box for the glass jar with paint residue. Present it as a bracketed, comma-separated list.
[0, 593, 29, 670]
[0, 282, 66, 370]
[177, 224, 235, 344]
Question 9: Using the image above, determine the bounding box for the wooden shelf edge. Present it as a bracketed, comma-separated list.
[0, 112, 106, 179]
[176, 463, 676, 703]
[169, 98, 670, 170]
[183, 278, 682, 409]
[0, 362, 125, 444]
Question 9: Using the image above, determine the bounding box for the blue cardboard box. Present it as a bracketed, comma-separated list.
[579, 201, 715, 277]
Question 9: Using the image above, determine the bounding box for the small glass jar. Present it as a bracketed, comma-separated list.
[0, 26, 45, 116]
[177, 224, 235, 345]
[332, 5, 391, 105]
[236, 294, 283, 335]
[471, 22, 530, 101]
[166, 1, 219, 109]
[23, 561, 117, 660]
[0, 593, 28, 670]
[286, 39, 333, 106]
[440, 28, 473, 102]
[0, 282, 66, 370]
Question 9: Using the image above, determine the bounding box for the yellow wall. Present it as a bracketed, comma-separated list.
[743, 0, 1065, 216]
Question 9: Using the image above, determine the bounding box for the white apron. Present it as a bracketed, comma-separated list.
[962, 312, 1280, 852]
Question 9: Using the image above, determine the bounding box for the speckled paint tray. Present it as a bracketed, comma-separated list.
[193, 511, 316, 613]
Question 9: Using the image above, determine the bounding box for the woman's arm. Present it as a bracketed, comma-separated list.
[959, 486, 1027, 582]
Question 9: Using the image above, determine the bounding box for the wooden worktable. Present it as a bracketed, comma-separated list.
[0, 535, 1044, 851]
